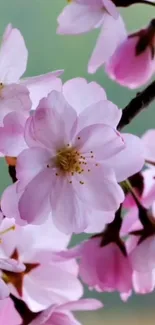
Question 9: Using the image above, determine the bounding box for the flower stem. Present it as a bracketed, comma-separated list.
[118, 80, 155, 130]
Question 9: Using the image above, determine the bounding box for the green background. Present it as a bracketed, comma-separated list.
[0, 0, 155, 323]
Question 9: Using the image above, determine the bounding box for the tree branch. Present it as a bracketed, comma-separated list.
[118, 80, 155, 130]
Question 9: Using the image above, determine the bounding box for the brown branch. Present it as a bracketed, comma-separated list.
[8, 165, 17, 183]
[118, 80, 155, 130]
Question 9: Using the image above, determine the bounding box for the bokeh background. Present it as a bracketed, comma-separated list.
[0, 0, 155, 323]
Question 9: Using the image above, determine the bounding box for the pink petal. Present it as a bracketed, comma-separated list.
[106, 36, 154, 89]
[130, 235, 155, 272]
[18, 168, 54, 224]
[0, 257, 25, 272]
[25, 91, 76, 150]
[51, 177, 88, 234]
[88, 14, 127, 73]
[0, 298, 22, 324]
[0, 24, 28, 83]
[74, 124, 125, 160]
[73, 163, 124, 211]
[0, 84, 31, 126]
[24, 260, 83, 312]
[57, 3, 104, 34]
[77, 99, 122, 131]
[63, 78, 107, 115]
[120, 207, 142, 237]
[85, 209, 114, 233]
[0, 279, 9, 300]
[1, 183, 26, 225]
[60, 299, 103, 311]
[25, 216, 71, 252]
[97, 243, 132, 292]
[0, 111, 27, 156]
[133, 270, 155, 294]
[79, 238, 101, 287]
[102, 0, 119, 19]
[106, 133, 144, 182]
[16, 147, 51, 190]
[21, 71, 63, 110]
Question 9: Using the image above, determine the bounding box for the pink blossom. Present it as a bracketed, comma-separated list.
[57, 1, 127, 73]
[0, 298, 22, 324]
[106, 20, 155, 88]
[0, 217, 83, 312]
[29, 298, 103, 325]
[1, 79, 145, 234]
[60, 237, 132, 297]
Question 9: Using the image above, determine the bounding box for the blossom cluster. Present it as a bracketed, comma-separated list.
[0, 0, 155, 323]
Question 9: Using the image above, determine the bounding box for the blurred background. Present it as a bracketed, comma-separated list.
[0, 0, 155, 323]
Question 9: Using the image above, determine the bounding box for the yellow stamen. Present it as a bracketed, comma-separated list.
[0, 225, 15, 237]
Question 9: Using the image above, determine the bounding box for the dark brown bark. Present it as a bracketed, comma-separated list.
[118, 80, 155, 130]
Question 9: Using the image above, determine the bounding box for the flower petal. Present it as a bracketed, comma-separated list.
[0, 111, 27, 156]
[0, 24, 28, 83]
[1, 183, 26, 225]
[0, 279, 9, 300]
[106, 133, 145, 182]
[77, 99, 122, 132]
[102, 0, 118, 19]
[25, 91, 77, 150]
[85, 209, 114, 233]
[73, 163, 124, 211]
[63, 78, 107, 115]
[0, 84, 31, 126]
[60, 298, 103, 311]
[88, 14, 127, 73]
[16, 147, 51, 190]
[21, 71, 63, 110]
[57, 3, 103, 34]
[0, 258, 25, 272]
[74, 124, 125, 160]
[18, 169, 53, 224]
[0, 298, 22, 323]
[51, 177, 88, 234]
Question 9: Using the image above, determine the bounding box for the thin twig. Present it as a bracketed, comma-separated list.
[118, 80, 155, 130]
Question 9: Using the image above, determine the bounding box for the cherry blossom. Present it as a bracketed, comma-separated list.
[1, 79, 144, 233]
[0, 217, 82, 312]
[59, 237, 132, 298]
[57, 0, 127, 73]
[0, 298, 22, 325]
[29, 299, 103, 325]
[106, 20, 155, 88]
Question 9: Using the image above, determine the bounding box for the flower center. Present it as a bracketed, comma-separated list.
[55, 146, 84, 174]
